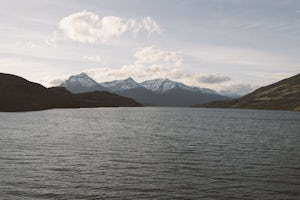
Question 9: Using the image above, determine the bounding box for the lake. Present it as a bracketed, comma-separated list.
[0, 107, 299, 199]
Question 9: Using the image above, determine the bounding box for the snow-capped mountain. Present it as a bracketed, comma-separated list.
[100, 78, 160, 106]
[60, 72, 107, 93]
[137, 78, 227, 106]
[140, 78, 217, 94]
[67, 72, 98, 87]
[101, 78, 142, 92]
[59, 73, 229, 106]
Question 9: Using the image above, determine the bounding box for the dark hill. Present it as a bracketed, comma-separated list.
[49, 87, 142, 107]
[193, 73, 300, 111]
[0, 73, 142, 112]
[116, 87, 161, 106]
[0, 73, 64, 111]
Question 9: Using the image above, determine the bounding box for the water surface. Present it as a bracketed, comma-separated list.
[0, 107, 299, 199]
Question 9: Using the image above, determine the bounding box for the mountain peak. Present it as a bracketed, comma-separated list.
[77, 72, 88, 77]
[100, 77, 142, 91]
[140, 78, 217, 94]
[151, 78, 169, 82]
[60, 72, 107, 93]
[65, 72, 98, 87]
[69, 72, 89, 79]
[141, 78, 182, 93]
[125, 77, 134, 81]
[123, 77, 137, 83]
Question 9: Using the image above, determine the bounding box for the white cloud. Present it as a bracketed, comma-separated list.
[84, 64, 253, 94]
[16, 41, 37, 49]
[82, 46, 184, 82]
[0, 57, 65, 86]
[42, 45, 261, 95]
[59, 11, 162, 43]
[250, 72, 294, 80]
[134, 46, 182, 66]
[143, 16, 162, 35]
[45, 31, 58, 48]
[45, 38, 57, 48]
[187, 45, 300, 69]
[83, 55, 104, 63]
[196, 74, 231, 84]
[47, 77, 67, 86]
[219, 83, 256, 97]
[80, 46, 250, 93]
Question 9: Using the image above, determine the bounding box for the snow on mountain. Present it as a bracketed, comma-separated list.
[62, 72, 98, 87]
[140, 78, 166, 92]
[188, 86, 217, 94]
[60, 72, 220, 98]
[101, 80, 122, 89]
[58, 73, 228, 106]
[141, 78, 187, 93]
[140, 78, 217, 94]
[60, 72, 107, 93]
[101, 78, 142, 92]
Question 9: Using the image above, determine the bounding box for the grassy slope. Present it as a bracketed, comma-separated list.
[193, 73, 300, 111]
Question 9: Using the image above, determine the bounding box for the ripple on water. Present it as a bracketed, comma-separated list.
[0, 107, 299, 199]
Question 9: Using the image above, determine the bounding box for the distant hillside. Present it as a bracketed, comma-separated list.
[58, 73, 229, 106]
[0, 73, 141, 112]
[100, 77, 229, 106]
[193, 73, 300, 111]
[140, 78, 228, 106]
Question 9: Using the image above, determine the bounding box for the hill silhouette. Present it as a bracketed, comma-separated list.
[0, 73, 141, 112]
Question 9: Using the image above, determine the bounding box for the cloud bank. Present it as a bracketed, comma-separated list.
[59, 11, 162, 43]
[196, 74, 231, 84]
[85, 46, 184, 81]
[44, 45, 255, 95]
[134, 46, 182, 66]
[80, 46, 249, 93]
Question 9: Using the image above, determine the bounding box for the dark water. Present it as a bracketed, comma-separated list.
[0, 107, 299, 200]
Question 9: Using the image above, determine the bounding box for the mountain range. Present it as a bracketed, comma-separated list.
[2, 72, 299, 111]
[60, 73, 229, 106]
[0, 73, 141, 112]
[193, 73, 300, 111]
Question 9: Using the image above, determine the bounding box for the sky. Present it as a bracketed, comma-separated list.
[0, 0, 299, 94]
